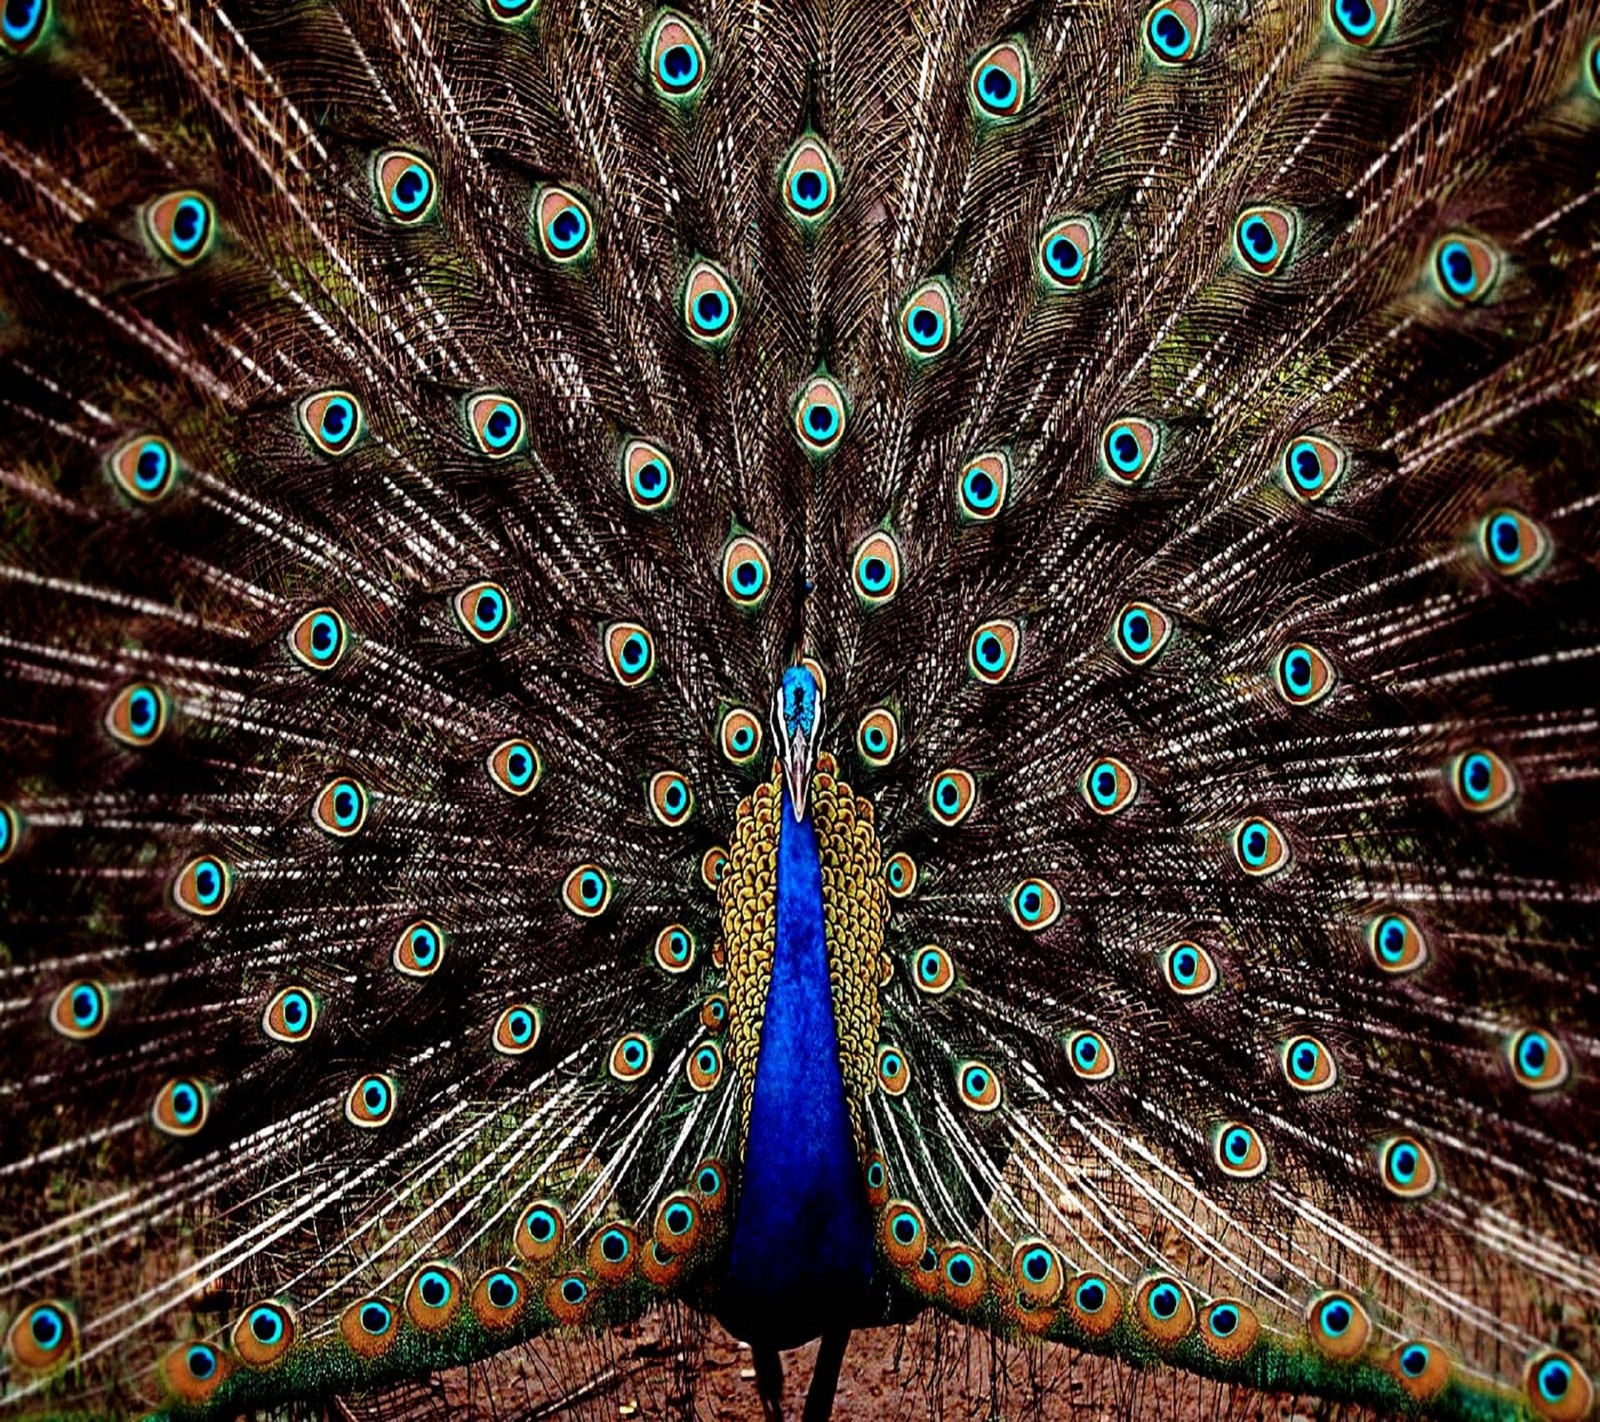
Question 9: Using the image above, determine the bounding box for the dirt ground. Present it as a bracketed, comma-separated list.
[331, 1312, 1381, 1421]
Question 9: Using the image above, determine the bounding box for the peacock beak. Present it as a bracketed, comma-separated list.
[781, 727, 814, 822]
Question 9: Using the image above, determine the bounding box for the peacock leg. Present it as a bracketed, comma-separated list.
[754, 1343, 785, 1422]
[801, 1329, 852, 1422]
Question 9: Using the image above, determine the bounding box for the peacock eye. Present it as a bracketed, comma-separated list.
[1067, 1029, 1116, 1080]
[605, 622, 656, 684]
[1281, 1035, 1338, 1092]
[609, 1032, 654, 1081]
[172, 854, 232, 916]
[1432, 234, 1499, 306]
[1328, 0, 1394, 45]
[1009, 876, 1060, 931]
[957, 451, 1009, 520]
[1233, 206, 1295, 276]
[1136, 1276, 1195, 1342]
[1507, 1028, 1570, 1091]
[783, 138, 837, 222]
[1378, 1134, 1438, 1198]
[375, 150, 437, 223]
[969, 39, 1029, 120]
[683, 260, 739, 343]
[394, 919, 445, 976]
[474, 1269, 527, 1327]
[562, 864, 613, 917]
[695, 1160, 725, 1202]
[968, 618, 1020, 682]
[487, 738, 541, 796]
[900, 278, 956, 360]
[1201, 1300, 1259, 1360]
[720, 535, 771, 608]
[534, 185, 595, 263]
[622, 438, 677, 511]
[649, 11, 707, 99]
[686, 1041, 723, 1091]
[1233, 816, 1289, 875]
[1367, 911, 1427, 975]
[1478, 508, 1548, 576]
[956, 1059, 1002, 1111]
[485, 0, 537, 22]
[1101, 417, 1159, 483]
[653, 924, 696, 973]
[876, 1044, 911, 1096]
[162, 1341, 227, 1402]
[1214, 1121, 1267, 1178]
[492, 1003, 541, 1055]
[145, 190, 215, 265]
[1162, 939, 1218, 996]
[700, 991, 728, 1030]
[345, 1073, 397, 1129]
[312, 776, 369, 837]
[1144, 1, 1203, 63]
[454, 581, 512, 643]
[349, 1299, 396, 1344]
[49, 979, 109, 1041]
[1275, 643, 1335, 706]
[884, 850, 918, 898]
[1281, 433, 1347, 502]
[466, 393, 525, 457]
[298, 390, 363, 456]
[795, 374, 848, 454]
[1112, 600, 1172, 664]
[852, 531, 903, 605]
[1082, 756, 1137, 815]
[516, 1202, 566, 1261]
[1451, 747, 1515, 813]
[152, 1076, 209, 1136]
[1525, 1351, 1593, 1419]
[856, 707, 899, 767]
[1039, 218, 1095, 289]
[110, 434, 178, 503]
[927, 767, 976, 826]
[262, 986, 318, 1044]
[232, 1301, 295, 1367]
[0, 0, 48, 52]
[406, 1265, 462, 1330]
[105, 682, 169, 747]
[911, 944, 956, 995]
[718, 706, 762, 763]
[700, 845, 729, 889]
[1070, 1273, 1121, 1334]
[1011, 1240, 1063, 1306]
[648, 770, 694, 825]
[288, 607, 348, 670]
[6, 1301, 78, 1371]
[656, 1193, 700, 1247]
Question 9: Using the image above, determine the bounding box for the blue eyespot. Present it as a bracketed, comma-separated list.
[1210, 1304, 1238, 1337]
[111, 434, 177, 502]
[467, 394, 525, 457]
[360, 1301, 392, 1335]
[1329, 0, 1392, 45]
[1320, 1298, 1352, 1336]
[623, 439, 676, 510]
[958, 452, 1008, 518]
[1101, 418, 1158, 483]
[1145, 2, 1202, 63]
[1113, 601, 1172, 664]
[969, 40, 1028, 119]
[419, 1269, 452, 1309]
[298, 390, 362, 456]
[650, 14, 707, 99]
[1075, 1277, 1107, 1312]
[784, 139, 837, 221]
[1432, 234, 1498, 306]
[535, 186, 595, 263]
[684, 261, 739, 343]
[289, 607, 348, 670]
[1479, 509, 1548, 575]
[186, 1343, 217, 1379]
[900, 280, 954, 359]
[376, 151, 437, 223]
[1400, 1343, 1430, 1378]
[146, 191, 216, 265]
[2, 0, 48, 50]
[1233, 207, 1294, 276]
[561, 1276, 587, 1305]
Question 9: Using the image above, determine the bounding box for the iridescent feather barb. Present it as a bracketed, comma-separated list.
[1, 0, 1599, 1419]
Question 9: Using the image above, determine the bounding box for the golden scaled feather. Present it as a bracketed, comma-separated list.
[2, 0, 1600, 1419]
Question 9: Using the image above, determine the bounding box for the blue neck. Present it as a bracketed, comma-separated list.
[721, 789, 874, 1347]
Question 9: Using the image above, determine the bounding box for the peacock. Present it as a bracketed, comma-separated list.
[2, 0, 1598, 1417]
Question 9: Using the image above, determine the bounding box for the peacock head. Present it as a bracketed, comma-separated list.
[772, 665, 822, 821]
